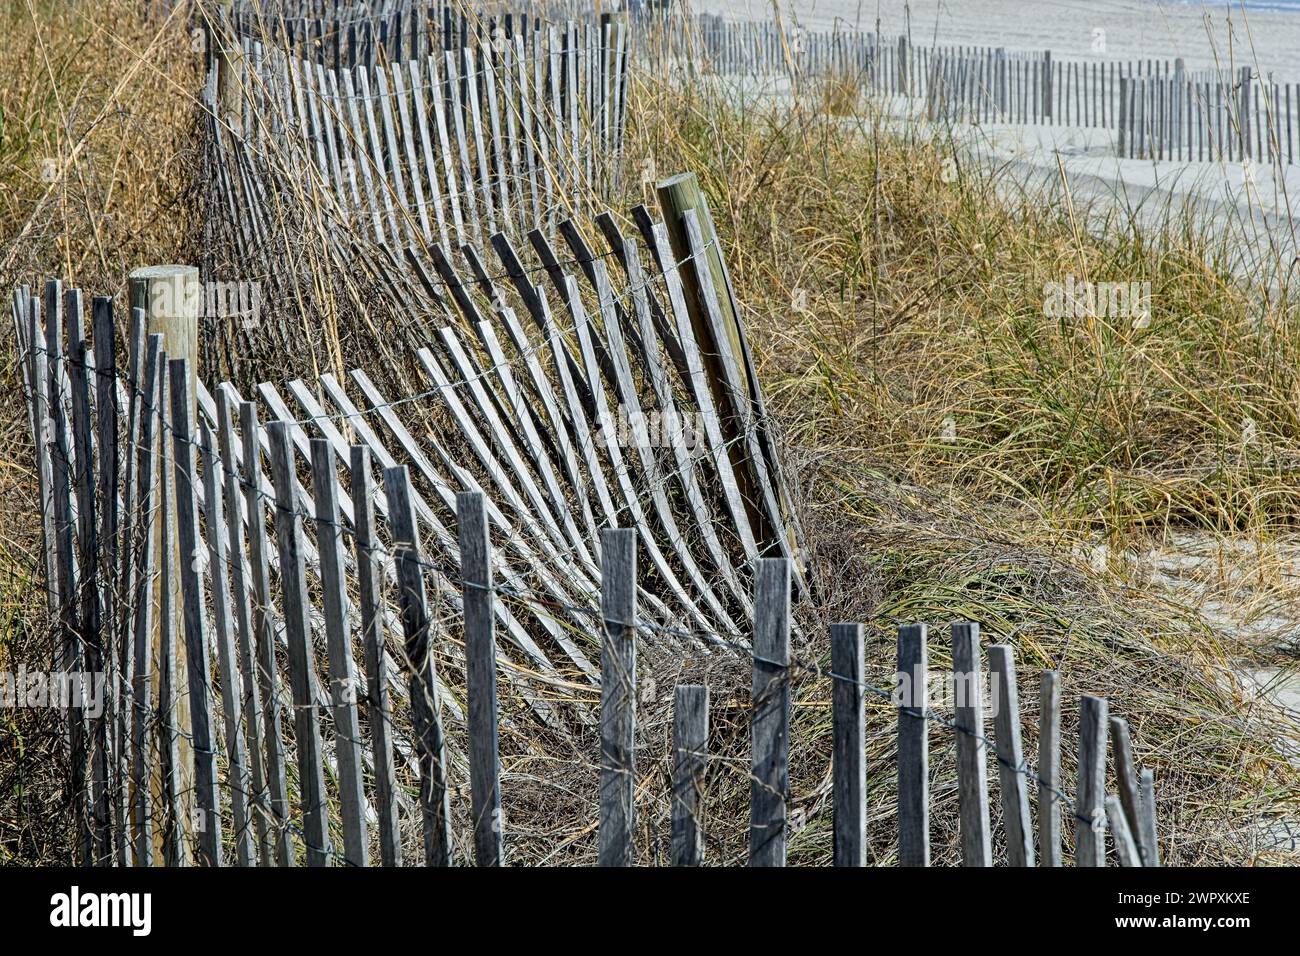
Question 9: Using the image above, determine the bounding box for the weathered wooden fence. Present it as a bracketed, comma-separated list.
[206, 11, 630, 253]
[1118, 67, 1300, 164]
[13, 188, 1163, 865]
[651, 15, 1300, 167]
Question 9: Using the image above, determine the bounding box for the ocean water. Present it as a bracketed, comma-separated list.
[695, 0, 1300, 75]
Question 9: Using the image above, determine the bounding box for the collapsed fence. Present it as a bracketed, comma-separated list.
[10, 1, 1170, 867]
[13, 270, 1162, 865]
[12, 166, 1167, 864]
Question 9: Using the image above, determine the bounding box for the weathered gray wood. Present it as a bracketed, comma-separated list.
[68, 290, 107, 865]
[1106, 794, 1142, 867]
[598, 526, 637, 868]
[267, 420, 332, 866]
[215, 387, 270, 865]
[458, 490, 503, 867]
[349, 445, 402, 867]
[1139, 768, 1160, 867]
[169, 359, 223, 867]
[951, 621, 992, 866]
[896, 623, 929, 866]
[1109, 715, 1146, 865]
[383, 465, 452, 866]
[750, 557, 791, 867]
[310, 438, 368, 867]
[26, 298, 60, 626]
[130, 334, 163, 867]
[44, 282, 83, 832]
[988, 644, 1034, 866]
[671, 684, 708, 867]
[1076, 694, 1109, 867]
[238, 402, 293, 866]
[155, 356, 188, 868]
[831, 622, 865, 867]
[1039, 669, 1062, 867]
[198, 418, 255, 867]
[90, 296, 117, 865]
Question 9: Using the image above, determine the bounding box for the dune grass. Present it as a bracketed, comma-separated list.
[616, 72, 1300, 863]
[0, 4, 1296, 863]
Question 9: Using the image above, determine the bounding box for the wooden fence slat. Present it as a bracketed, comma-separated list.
[458, 490, 503, 867]
[951, 621, 991, 866]
[896, 623, 929, 866]
[90, 296, 118, 865]
[749, 557, 790, 867]
[988, 644, 1034, 866]
[831, 622, 865, 867]
[1039, 669, 1062, 867]
[1139, 768, 1160, 867]
[129, 334, 163, 867]
[384, 465, 452, 866]
[1105, 794, 1142, 866]
[598, 526, 637, 867]
[311, 438, 369, 867]
[1109, 715, 1146, 865]
[216, 388, 271, 865]
[198, 417, 255, 867]
[169, 359, 223, 867]
[1076, 694, 1109, 867]
[671, 684, 708, 867]
[155, 353, 188, 868]
[350, 445, 403, 867]
[238, 402, 294, 866]
[267, 420, 332, 866]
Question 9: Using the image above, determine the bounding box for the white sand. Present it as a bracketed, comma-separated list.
[694, 0, 1300, 78]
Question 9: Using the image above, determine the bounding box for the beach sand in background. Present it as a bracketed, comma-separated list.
[693, 0, 1300, 77]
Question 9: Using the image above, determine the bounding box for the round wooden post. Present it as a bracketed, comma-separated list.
[129, 265, 199, 865]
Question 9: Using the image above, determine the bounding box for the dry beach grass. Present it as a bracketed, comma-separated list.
[0, 1, 1297, 863]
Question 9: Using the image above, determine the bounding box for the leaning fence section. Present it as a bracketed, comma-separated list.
[13, 186, 1163, 865]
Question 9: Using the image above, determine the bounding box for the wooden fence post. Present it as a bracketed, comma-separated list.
[384, 465, 452, 866]
[951, 622, 991, 866]
[311, 438, 369, 867]
[831, 622, 865, 867]
[268, 420, 332, 866]
[458, 490, 503, 867]
[896, 623, 929, 866]
[1039, 670, 1062, 866]
[129, 265, 199, 859]
[671, 684, 708, 866]
[749, 557, 791, 867]
[599, 527, 637, 867]
[1076, 694, 1108, 866]
[168, 358, 222, 866]
[350, 446, 402, 866]
[988, 644, 1033, 866]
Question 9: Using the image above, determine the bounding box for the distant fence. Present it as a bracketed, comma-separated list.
[652, 15, 1300, 166]
[1118, 67, 1300, 164]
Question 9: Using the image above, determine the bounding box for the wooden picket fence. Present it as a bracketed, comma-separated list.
[205, 9, 631, 257]
[1118, 67, 1300, 164]
[650, 14, 1300, 167]
[12, 193, 1163, 865]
